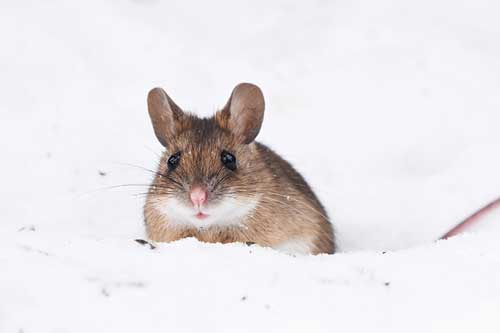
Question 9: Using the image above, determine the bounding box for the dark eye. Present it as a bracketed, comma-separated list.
[221, 150, 237, 171]
[167, 152, 181, 171]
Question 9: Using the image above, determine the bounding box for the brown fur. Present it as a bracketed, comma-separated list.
[144, 83, 335, 255]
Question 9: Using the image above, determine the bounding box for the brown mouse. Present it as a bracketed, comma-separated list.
[143, 83, 335, 255]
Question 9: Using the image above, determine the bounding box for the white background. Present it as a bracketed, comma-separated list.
[1, 0, 499, 332]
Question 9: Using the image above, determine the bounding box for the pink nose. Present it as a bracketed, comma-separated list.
[190, 187, 207, 207]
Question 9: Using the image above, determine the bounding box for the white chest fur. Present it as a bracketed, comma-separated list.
[153, 196, 260, 229]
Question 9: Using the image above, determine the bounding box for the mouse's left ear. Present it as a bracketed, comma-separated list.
[220, 83, 265, 144]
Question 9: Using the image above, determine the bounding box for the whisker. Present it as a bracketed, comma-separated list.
[224, 188, 330, 222]
[262, 195, 330, 222]
[114, 162, 170, 180]
[163, 175, 184, 188]
[143, 144, 163, 159]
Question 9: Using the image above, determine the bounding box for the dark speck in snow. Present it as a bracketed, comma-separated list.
[135, 239, 156, 250]
[18, 225, 36, 232]
[101, 288, 110, 297]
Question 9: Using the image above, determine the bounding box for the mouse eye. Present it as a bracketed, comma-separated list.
[167, 152, 181, 171]
[221, 150, 237, 171]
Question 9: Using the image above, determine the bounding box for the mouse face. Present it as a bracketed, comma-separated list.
[146, 83, 265, 228]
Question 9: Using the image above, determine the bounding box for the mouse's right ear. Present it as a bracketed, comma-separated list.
[147, 87, 183, 147]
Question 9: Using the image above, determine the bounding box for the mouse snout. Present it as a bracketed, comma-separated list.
[190, 186, 208, 207]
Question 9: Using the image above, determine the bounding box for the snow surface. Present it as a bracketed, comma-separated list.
[1, 0, 500, 332]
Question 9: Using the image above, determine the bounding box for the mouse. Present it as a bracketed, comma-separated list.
[143, 83, 335, 255]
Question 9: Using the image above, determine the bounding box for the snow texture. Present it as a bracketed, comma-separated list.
[1, 0, 499, 332]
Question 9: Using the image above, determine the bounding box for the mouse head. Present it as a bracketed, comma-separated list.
[146, 83, 265, 228]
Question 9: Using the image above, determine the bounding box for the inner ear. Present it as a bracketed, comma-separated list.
[221, 83, 265, 144]
[147, 87, 184, 147]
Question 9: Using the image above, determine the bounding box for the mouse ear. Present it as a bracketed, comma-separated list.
[221, 83, 265, 144]
[147, 87, 184, 147]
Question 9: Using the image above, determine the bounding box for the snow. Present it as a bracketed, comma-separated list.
[4, 231, 500, 332]
[1, 0, 500, 332]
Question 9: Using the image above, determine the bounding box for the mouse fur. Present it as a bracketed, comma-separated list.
[143, 83, 335, 255]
